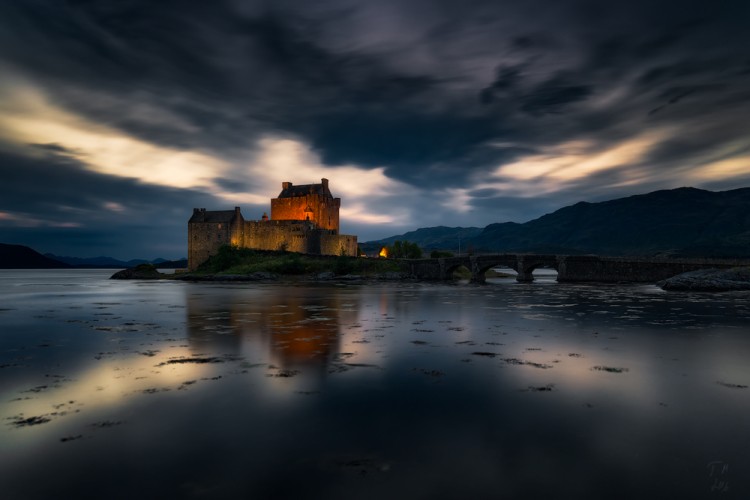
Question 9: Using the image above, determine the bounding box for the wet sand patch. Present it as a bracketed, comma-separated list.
[9, 415, 51, 427]
[157, 355, 240, 366]
[592, 366, 629, 373]
[142, 387, 171, 394]
[60, 434, 83, 442]
[503, 358, 553, 369]
[716, 381, 748, 389]
[268, 369, 301, 378]
[89, 420, 124, 428]
[523, 384, 554, 392]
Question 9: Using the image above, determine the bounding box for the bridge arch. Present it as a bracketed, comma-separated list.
[473, 257, 520, 283]
[468, 254, 559, 283]
[444, 262, 472, 280]
[515, 255, 560, 282]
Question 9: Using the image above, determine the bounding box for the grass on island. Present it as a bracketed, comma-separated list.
[195, 245, 404, 276]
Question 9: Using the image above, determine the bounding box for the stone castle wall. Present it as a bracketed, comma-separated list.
[271, 195, 340, 232]
[242, 221, 317, 253]
[321, 233, 358, 256]
[188, 219, 358, 270]
[241, 221, 356, 256]
[188, 220, 235, 270]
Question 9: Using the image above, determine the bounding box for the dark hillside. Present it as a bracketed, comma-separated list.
[362, 226, 483, 253]
[0, 243, 70, 269]
[472, 187, 750, 257]
[367, 187, 750, 258]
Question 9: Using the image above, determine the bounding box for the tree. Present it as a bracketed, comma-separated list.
[387, 240, 422, 259]
[405, 241, 422, 259]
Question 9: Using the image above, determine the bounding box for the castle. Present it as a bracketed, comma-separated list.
[188, 178, 358, 270]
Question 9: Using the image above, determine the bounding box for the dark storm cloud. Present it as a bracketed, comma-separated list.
[1, 0, 750, 252]
[479, 65, 524, 103]
[0, 2, 525, 183]
[27, 142, 82, 156]
[519, 78, 592, 116]
[0, 0, 450, 157]
[3, 0, 748, 172]
[213, 178, 254, 193]
[0, 144, 256, 258]
[304, 111, 510, 185]
[0, 145, 208, 214]
[481, 67, 593, 116]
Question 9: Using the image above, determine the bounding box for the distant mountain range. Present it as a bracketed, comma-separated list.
[364, 187, 750, 258]
[0, 243, 186, 269]
[44, 254, 186, 269]
[375, 226, 484, 248]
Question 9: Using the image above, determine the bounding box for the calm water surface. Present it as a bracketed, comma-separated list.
[1, 269, 749, 499]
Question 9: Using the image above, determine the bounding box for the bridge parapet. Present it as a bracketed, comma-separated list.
[557, 255, 747, 282]
[401, 254, 750, 283]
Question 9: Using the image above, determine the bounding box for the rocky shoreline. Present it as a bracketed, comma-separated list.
[111, 264, 750, 290]
[110, 264, 164, 280]
[658, 268, 750, 291]
[110, 265, 415, 282]
[171, 270, 415, 282]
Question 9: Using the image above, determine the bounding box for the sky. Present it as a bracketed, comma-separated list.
[1, 0, 749, 259]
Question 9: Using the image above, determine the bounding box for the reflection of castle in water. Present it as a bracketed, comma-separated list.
[185, 287, 361, 372]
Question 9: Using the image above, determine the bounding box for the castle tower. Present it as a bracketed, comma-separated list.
[270, 178, 340, 232]
[187, 207, 245, 270]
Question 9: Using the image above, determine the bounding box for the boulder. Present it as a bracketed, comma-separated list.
[658, 268, 750, 291]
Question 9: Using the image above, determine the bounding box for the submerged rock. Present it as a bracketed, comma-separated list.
[658, 268, 750, 291]
[110, 264, 164, 280]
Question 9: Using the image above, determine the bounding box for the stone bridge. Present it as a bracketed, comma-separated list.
[401, 254, 750, 283]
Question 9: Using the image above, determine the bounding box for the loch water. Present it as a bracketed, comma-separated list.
[1, 269, 749, 499]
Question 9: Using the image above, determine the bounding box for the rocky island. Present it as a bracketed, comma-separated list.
[110, 263, 165, 280]
[110, 247, 410, 282]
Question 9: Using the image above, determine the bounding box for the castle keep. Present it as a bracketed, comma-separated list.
[188, 178, 358, 270]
